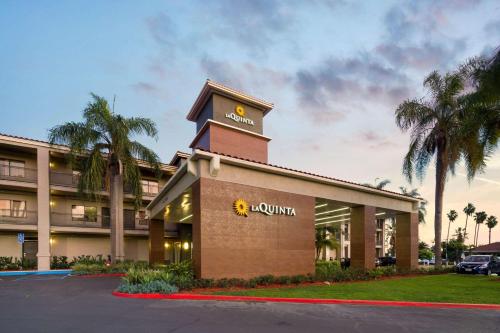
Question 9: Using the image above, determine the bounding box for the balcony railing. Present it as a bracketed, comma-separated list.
[0, 209, 37, 225]
[50, 171, 159, 196]
[50, 212, 148, 230]
[0, 167, 37, 183]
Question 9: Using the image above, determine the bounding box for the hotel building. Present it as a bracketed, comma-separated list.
[1, 80, 417, 276]
[0, 133, 192, 270]
[147, 80, 418, 279]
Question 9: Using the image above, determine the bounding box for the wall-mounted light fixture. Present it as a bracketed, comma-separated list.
[183, 242, 189, 250]
[179, 214, 193, 222]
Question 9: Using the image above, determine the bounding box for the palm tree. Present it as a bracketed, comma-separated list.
[473, 211, 487, 247]
[446, 210, 458, 260]
[363, 178, 391, 190]
[459, 49, 500, 169]
[463, 203, 476, 243]
[315, 225, 340, 260]
[486, 216, 498, 244]
[395, 70, 482, 268]
[399, 187, 427, 224]
[49, 93, 161, 262]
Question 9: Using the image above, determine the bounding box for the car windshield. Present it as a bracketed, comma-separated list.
[463, 256, 490, 262]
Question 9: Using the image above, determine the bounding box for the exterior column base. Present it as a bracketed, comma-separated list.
[37, 254, 51, 271]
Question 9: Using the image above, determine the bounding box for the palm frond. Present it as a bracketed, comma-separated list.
[125, 117, 159, 139]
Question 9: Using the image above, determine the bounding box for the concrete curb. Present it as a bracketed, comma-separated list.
[0, 269, 72, 277]
[111, 291, 500, 310]
[73, 273, 125, 278]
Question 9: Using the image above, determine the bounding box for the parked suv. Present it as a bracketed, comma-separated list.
[377, 256, 396, 267]
[456, 255, 500, 275]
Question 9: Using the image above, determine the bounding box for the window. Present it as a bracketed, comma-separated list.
[0, 199, 9, 216]
[141, 180, 159, 194]
[344, 223, 349, 241]
[0, 159, 25, 177]
[136, 210, 148, 225]
[101, 207, 110, 228]
[72, 170, 81, 185]
[0, 199, 27, 217]
[71, 205, 97, 222]
[11, 200, 26, 217]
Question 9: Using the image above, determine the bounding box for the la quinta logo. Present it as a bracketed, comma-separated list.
[232, 199, 296, 217]
[225, 105, 255, 126]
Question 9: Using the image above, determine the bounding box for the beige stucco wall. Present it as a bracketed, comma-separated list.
[50, 235, 148, 261]
[196, 157, 417, 214]
[0, 234, 23, 258]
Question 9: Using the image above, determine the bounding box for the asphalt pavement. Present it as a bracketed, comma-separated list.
[0, 274, 498, 333]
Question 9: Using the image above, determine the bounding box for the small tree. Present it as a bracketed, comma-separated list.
[463, 203, 476, 242]
[445, 210, 458, 260]
[473, 211, 488, 247]
[442, 239, 467, 264]
[315, 226, 340, 260]
[486, 216, 498, 244]
[418, 241, 433, 260]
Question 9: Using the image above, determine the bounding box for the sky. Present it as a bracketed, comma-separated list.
[1, 0, 499, 246]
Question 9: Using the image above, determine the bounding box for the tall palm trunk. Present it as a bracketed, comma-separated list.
[463, 215, 469, 243]
[446, 220, 451, 260]
[475, 224, 481, 247]
[109, 160, 125, 263]
[489, 228, 492, 244]
[473, 223, 478, 247]
[434, 145, 447, 268]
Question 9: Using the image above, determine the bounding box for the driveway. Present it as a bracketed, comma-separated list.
[0, 275, 498, 333]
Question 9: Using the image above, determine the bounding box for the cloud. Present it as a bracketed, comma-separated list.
[145, 12, 177, 49]
[293, 55, 411, 124]
[199, 56, 292, 97]
[379, 1, 482, 71]
[484, 19, 500, 35]
[376, 39, 467, 71]
[131, 82, 159, 93]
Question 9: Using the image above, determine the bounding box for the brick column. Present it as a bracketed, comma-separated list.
[37, 147, 51, 270]
[350, 205, 376, 270]
[149, 219, 164, 265]
[191, 180, 201, 278]
[396, 212, 418, 270]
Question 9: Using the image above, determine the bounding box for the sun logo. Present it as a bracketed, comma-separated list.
[233, 199, 249, 217]
[235, 105, 245, 117]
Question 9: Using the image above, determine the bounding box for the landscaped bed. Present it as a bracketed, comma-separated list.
[110, 260, 466, 298]
[210, 274, 500, 305]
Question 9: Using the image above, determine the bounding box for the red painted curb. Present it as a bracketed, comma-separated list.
[74, 273, 126, 278]
[111, 292, 500, 310]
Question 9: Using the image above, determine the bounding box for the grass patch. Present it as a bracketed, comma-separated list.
[212, 274, 500, 304]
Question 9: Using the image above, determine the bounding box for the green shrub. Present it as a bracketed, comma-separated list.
[72, 255, 106, 265]
[51, 256, 70, 269]
[254, 275, 275, 286]
[276, 275, 292, 285]
[194, 279, 215, 288]
[246, 278, 258, 288]
[165, 261, 194, 290]
[291, 274, 308, 284]
[117, 280, 178, 294]
[122, 268, 173, 285]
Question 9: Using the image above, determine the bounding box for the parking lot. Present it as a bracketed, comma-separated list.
[0, 274, 499, 333]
